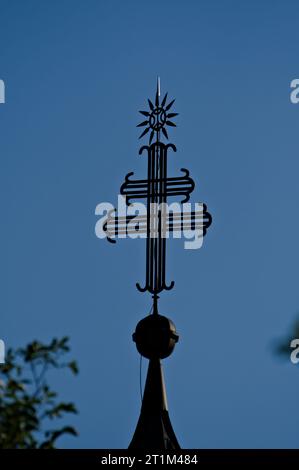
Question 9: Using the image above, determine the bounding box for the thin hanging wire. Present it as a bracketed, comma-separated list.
[139, 303, 153, 402]
[139, 354, 143, 403]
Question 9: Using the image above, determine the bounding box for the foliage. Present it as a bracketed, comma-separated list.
[0, 337, 79, 448]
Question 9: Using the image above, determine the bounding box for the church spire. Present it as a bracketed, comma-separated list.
[103, 80, 212, 448]
[129, 358, 180, 449]
[129, 296, 180, 448]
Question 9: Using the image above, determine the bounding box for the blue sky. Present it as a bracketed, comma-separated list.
[1, 0, 299, 448]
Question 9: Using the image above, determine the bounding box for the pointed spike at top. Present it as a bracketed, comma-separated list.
[155, 76, 160, 106]
[155, 89, 159, 107]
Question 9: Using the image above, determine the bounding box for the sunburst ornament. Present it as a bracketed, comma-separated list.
[137, 77, 179, 144]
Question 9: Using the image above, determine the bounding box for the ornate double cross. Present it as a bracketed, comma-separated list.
[104, 79, 212, 299]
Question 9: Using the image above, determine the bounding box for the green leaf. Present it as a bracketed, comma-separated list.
[68, 361, 79, 375]
[45, 402, 77, 419]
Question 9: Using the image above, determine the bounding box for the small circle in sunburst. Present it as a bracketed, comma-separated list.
[137, 86, 178, 144]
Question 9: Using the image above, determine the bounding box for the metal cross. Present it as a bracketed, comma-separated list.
[104, 79, 212, 298]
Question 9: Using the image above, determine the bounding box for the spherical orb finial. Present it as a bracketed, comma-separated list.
[132, 313, 179, 360]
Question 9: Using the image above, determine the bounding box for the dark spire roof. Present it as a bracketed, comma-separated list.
[129, 358, 180, 450]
